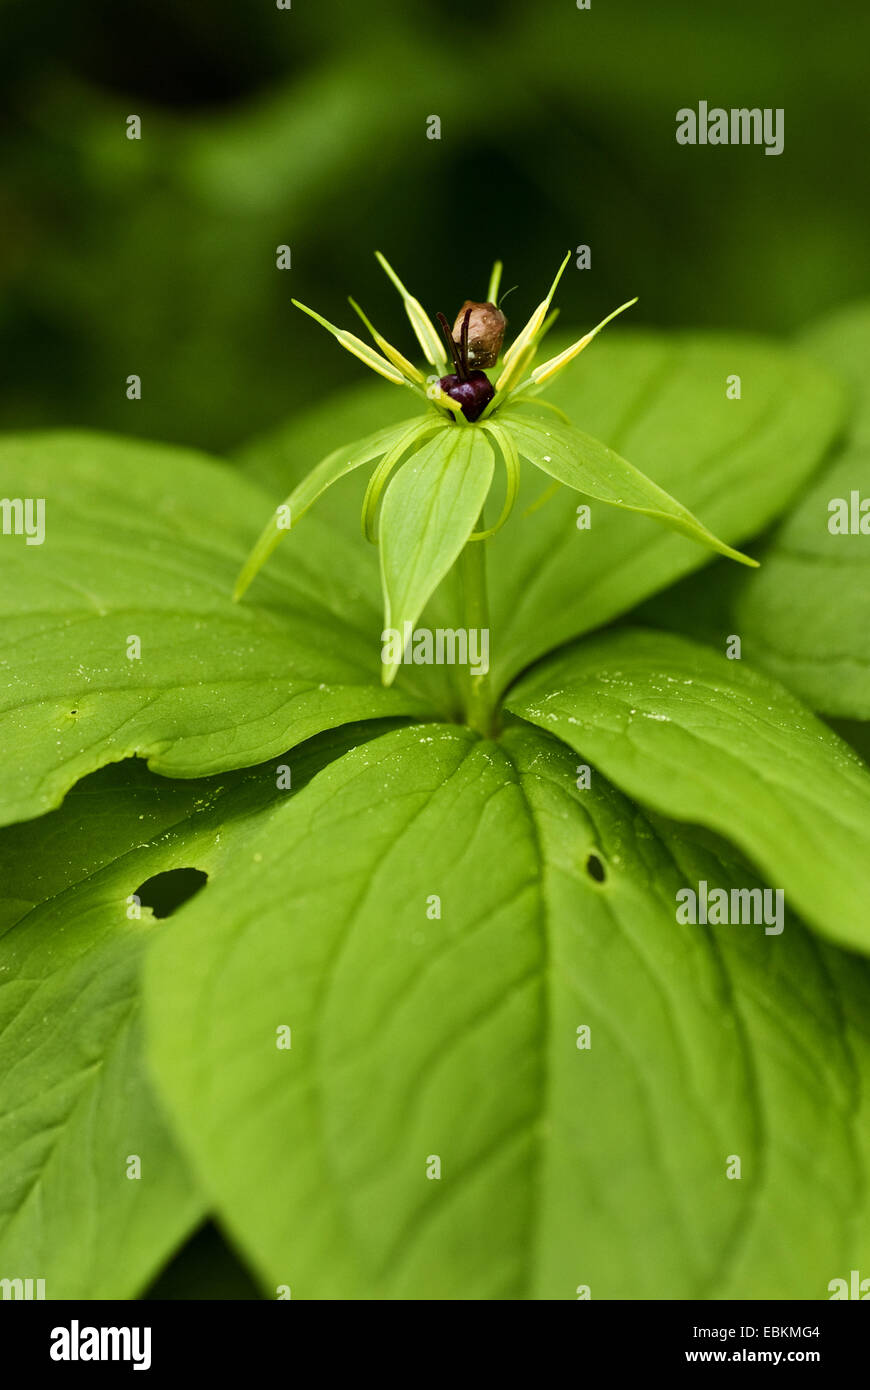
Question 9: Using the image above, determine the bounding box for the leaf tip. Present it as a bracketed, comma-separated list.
[721, 542, 760, 569]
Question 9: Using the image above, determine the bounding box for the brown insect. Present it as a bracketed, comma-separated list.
[450, 300, 507, 369]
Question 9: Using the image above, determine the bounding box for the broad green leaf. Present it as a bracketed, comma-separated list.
[732, 302, 870, 717]
[733, 447, 870, 718]
[0, 722, 386, 1298]
[797, 299, 870, 447]
[0, 764, 204, 1298]
[145, 720, 870, 1298]
[832, 720, 870, 768]
[507, 627, 870, 955]
[237, 377, 414, 517]
[237, 387, 461, 714]
[0, 433, 434, 826]
[499, 401, 755, 567]
[379, 426, 494, 685]
[233, 417, 427, 601]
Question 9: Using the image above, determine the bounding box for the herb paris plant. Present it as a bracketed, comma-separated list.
[233, 253, 756, 715]
[1, 285, 869, 1301]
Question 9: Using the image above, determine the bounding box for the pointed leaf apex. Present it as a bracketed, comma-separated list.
[531, 297, 639, 385]
[500, 251, 573, 383]
[292, 297, 404, 384]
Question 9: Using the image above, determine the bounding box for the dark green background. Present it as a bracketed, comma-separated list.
[2, 0, 867, 453]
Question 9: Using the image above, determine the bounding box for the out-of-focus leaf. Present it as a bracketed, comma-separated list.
[732, 302, 870, 717]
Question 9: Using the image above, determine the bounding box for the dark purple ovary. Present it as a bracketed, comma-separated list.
[439, 370, 495, 421]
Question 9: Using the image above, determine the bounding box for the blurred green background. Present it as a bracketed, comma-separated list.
[1, 0, 867, 454]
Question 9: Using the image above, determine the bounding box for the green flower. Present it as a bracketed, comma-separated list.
[234, 252, 756, 692]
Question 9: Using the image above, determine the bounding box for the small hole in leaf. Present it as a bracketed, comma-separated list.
[135, 868, 208, 919]
[585, 853, 607, 884]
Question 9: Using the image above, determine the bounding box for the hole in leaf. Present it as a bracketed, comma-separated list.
[135, 867, 208, 919]
[585, 853, 607, 884]
[143, 1221, 263, 1301]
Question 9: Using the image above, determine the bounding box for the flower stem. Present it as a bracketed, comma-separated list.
[457, 510, 497, 737]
